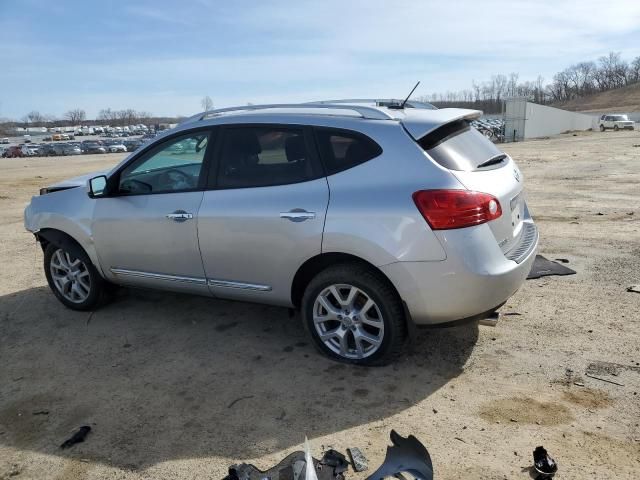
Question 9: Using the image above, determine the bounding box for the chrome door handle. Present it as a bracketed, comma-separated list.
[280, 210, 316, 222]
[166, 210, 193, 222]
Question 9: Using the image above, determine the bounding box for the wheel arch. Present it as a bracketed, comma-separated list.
[290, 252, 403, 310]
[36, 228, 103, 276]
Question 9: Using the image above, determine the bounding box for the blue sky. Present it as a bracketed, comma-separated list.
[1, 0, 639, 119]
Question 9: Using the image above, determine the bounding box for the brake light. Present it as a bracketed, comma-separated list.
[412, 189, 502, 230]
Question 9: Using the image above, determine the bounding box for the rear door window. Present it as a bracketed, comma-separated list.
[214, 126, 321, 188]
[314, 128, 382, 175]
[418, 120, 505, 172]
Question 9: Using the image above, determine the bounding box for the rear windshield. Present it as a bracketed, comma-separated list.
[418, 120, 504, 171]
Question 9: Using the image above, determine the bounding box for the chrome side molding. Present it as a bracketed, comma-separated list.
[110, 268, 207, 285]
[110, 268, 272, 292]
[207, 279, 272, 291]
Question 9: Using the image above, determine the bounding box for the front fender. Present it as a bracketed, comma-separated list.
[24, 187, 104, 275]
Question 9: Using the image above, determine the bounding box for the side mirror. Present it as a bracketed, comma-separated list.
[88, 175, 108, 198]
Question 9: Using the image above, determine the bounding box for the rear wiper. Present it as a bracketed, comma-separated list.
[476, 154, 507, 169]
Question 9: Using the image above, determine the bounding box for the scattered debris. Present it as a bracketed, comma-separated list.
[627, 285, 640, 294]
[478, 313, 499, 327]
[225, 440, 348, 480]
[585, 373, 624, 387]
[533, 446, 558, 478]
[527, 255, 576, 280]
[60, 426, 91, 449]
[32, 410, 49, 416]
[454, 437, 467, 443]
[573, 382, 584, 387]
[227, 395, 254, 409]
[347, 447, 368, 472]
[319, 449, 349, 475]
[554, 258, 569, 263]
[364, 430, 433, 480]
[595, 212, 604, 216]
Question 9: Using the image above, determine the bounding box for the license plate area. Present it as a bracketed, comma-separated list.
[509, 192, 524, 230]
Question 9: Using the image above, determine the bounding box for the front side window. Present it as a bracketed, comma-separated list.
[216, 126, 319, 188]
[314, 128, 382, 175]
[118, 131, 210, 194]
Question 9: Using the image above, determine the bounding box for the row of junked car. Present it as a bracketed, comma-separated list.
[1, 138, 145, 158]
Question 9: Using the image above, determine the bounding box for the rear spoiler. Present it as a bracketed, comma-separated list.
[399, 108, 482, 141]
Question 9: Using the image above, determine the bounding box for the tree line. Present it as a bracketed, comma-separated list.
[418, 51, 640, 113]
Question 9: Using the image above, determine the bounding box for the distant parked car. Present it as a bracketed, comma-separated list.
[3, 146, 24, 158]
[38, 144, 55, 156]
[123, 139, 143, 152]
[82, 142, 106, 154]
[60, 134, 70, 140]
[599, 114, 635, 131]
[104, 141, 127, 153]
[62, 144, 82, 155]
[21, 144, 40, 156]
[1, 138, 10, 144]
[43, 136, 52, 141]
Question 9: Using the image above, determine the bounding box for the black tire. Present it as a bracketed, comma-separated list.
[599, 124, 605, 132]
[614, 125, 619, 131]
[43, 243, 108, 311]
[301, 263, 407, 366]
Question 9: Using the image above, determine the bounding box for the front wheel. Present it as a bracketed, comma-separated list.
[599, 124, 605, 132]
[301, 263, 407, 365]
[44, 243, 107, 311]
[614, 125, 619, 131]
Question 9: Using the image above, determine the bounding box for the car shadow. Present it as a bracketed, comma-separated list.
[0, 285, 478, 470]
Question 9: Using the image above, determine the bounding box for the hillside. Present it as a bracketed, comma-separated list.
[553, 82, 640, 113]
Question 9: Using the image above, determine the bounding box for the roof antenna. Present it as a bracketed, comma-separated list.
[389, 81, 420, 109]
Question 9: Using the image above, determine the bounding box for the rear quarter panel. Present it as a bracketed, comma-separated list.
[322, 122, 462, 265]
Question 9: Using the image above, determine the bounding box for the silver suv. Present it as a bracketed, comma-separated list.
[24, 102, 538, 365]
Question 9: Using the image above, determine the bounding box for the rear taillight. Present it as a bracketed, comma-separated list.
[413, 189, 502, 230]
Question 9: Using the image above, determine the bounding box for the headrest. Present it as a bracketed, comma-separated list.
[227, 130, 262, 155]
[285, 135, 306, 162]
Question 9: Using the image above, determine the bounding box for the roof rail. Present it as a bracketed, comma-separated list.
[179, 103, 394, 125]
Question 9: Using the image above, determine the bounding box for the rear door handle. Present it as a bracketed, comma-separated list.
[280, 210, 316, 222]
[166, 210, 193, 222]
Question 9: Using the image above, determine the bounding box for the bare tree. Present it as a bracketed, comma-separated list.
[26, 111, 45, 125]
[64, 109, 86, 125]
[201, 96, 214, 111]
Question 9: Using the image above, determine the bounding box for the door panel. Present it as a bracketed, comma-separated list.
[198, 124, 329, 306]
[93, 192, 209, 295]
[92, 129, 213, 295]
[198, 179, 329, 305]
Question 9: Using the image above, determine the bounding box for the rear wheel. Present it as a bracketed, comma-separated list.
[301, 263, 407, 365]
[44, 243, 107, 311]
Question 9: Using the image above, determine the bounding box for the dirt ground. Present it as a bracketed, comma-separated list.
[1, 131, 639, 479]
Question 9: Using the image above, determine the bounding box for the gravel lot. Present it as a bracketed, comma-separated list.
[1, 131, 639, 479]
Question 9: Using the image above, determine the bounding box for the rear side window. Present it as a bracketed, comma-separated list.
[418, 120, 504, 172]
[314, 128, 382, 175]
[216, 126, 321, 188]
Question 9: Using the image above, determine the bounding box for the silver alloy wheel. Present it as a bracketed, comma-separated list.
[49, 248, 91, 303]
[313, 283, 385, 359]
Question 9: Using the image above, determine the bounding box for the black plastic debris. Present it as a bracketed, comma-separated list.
[60, 426, 91, 449]
[365, 430, 433, 480]
[225, 450, 348, 480]
[347, 447, 368, 472]
[533, 446, 558, 478]
[320, 449, 349, 475]
[527, 255, 576, 280]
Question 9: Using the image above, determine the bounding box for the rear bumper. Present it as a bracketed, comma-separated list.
[381, 221, 538, 325]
